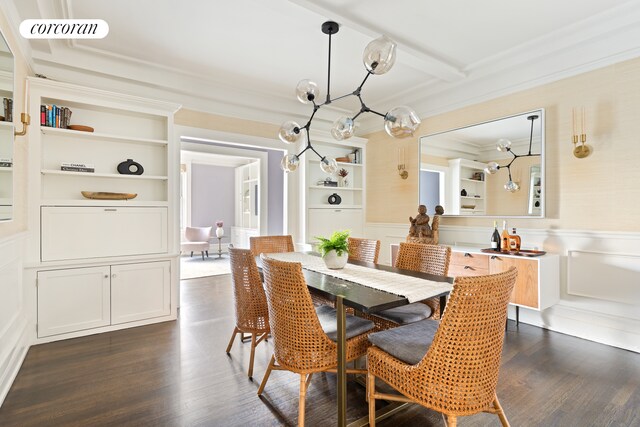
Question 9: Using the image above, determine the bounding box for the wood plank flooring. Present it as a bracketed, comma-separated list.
[1, 274, 639, 426]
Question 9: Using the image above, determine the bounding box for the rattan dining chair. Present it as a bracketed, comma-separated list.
[249, 235, 294, 256]
[366, 267, 518, 427]
[226, 247, 270, 379]
[347, 237, 381, 264]
[257, 255, 375, 426]
[361, 243, 451, 330]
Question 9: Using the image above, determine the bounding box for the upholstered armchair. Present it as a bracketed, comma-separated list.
[181, 226, 212, 260]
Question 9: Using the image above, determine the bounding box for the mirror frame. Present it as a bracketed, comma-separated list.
[0, 27, 14, 222]
[419, 108, 545, 218]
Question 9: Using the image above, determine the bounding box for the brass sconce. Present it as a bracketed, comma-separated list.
[572, 107, 591, 158]
[14, 80, 31, 137]
[14, 112, 30, 137]
[397, 147, 408, 179]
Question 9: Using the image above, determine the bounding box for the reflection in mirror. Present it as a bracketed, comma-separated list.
[0, 30, 14, 221]
[419, 109, 544, 217]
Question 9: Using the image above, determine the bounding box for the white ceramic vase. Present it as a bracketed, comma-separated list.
[323, 249, 348, 269]
[216, 226, 224, 238]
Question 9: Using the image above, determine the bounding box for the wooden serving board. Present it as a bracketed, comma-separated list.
[481, 248, 546, 257]
[81, 191, 137, 200]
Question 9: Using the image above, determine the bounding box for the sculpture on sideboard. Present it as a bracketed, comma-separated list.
[407, 204, 442, 245]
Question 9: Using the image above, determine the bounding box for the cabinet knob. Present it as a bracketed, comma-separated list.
[464, 253, 472, 257]
[464, 266, 474, 270]
[491, 255, 501, 260]
[104, 274, 109, 278]
[104, 208, 117, 212]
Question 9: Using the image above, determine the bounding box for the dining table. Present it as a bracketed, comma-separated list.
[257, 252, 454, 427]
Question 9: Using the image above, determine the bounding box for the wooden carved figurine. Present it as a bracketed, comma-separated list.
[407, 204, 441, 245]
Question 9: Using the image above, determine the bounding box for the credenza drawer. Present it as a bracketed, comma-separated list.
[448, 264, 489, 277]
[450, 251, 489, 270]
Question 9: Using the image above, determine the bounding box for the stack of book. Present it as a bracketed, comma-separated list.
[0, 158, 12, 167]
[61, 162, 94, 173]
[41, 104, 73, 128]
[2, 98, 13, 121]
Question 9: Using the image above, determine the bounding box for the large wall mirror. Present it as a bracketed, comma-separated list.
[419, 109, 544, 217]
[0, 30, 14, 221]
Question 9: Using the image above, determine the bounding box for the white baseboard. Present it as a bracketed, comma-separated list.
[0, 317, 29, 406]
[365, 223, 640, 353]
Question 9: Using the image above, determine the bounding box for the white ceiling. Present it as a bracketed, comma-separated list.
[5, 0, 640, 135]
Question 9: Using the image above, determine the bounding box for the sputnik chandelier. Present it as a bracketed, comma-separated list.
[484, 114, 540, 192]
[278, 21, 421, 173]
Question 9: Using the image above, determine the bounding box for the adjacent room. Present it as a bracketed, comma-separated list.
[1, 1, 639, 426]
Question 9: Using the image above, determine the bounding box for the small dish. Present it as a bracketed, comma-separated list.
[81, 191, 137, 200]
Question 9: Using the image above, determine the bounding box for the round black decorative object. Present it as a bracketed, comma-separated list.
[328, 193, 342, 205]
[117, 159, 144, 175]
[461, 189, 467, 196]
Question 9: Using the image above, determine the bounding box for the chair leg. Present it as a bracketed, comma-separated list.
[368, 372, 376, 426]
[257, 355, 276, 395]
[446, 414, 457, 427]
[493, 396, 510, 427]
[248, 333, 257, 379]
[299, 373, 308, 426]
[190, 251, 193, 257]
[226, 327, 239, 354]
[201, 251, 205, 261]
[206, 250, 209, 258]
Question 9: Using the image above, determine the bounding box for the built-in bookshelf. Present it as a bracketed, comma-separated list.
[25, 77, 180, 344]
[448, 158, 486, 215]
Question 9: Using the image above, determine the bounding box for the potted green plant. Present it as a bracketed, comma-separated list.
[315, 230, 350, 269]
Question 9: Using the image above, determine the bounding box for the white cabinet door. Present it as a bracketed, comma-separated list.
[37, 266, 111, 337]
[308, 208, 363, 244]
[41, 206, 168, 261]
[111, 261, 171, 325]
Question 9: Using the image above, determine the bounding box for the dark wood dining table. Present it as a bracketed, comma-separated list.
[257, 254, 454, 427]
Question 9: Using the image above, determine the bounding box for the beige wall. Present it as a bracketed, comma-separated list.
[0, 10, 32, 239]
[367, 56, 640, 232]
[485, 155, 539, 216]
[174, 109, 279, 139]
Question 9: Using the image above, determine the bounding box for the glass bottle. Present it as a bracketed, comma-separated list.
[491, 221, 501, 251]
[501, 220, 510, 252]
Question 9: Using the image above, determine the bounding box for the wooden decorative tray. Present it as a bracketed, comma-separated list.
[481, 248, 546, 257]
[81, 191, 137, 200]
[68, 125, 95, 132]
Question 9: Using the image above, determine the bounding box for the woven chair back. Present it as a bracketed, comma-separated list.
[228, 247, 269, 333]
[250, 235, 294, 256]
[395, 242, 451, 276]
[348, 237, 381, 264]
[419, 267, 518, 414]
[260, 255, 337, 373]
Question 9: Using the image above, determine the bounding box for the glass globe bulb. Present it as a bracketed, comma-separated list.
[504, 180, 520, 192]
[363, 35, 397, 75]
[384, 106, 421, 138]
[319, 157, 338, 174]
[278, 121, 302, 144]
[280, 154, 299, 172]
[484, 161, 499, 175]
[295, 79, 320, 104]
[496, 138, 512, 152]
[331, 116, 355, 141]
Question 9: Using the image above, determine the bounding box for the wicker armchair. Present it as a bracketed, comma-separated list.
[367, 267, 518, 426]
[257, 255, 374, 426]
[348, 237, 381, 264]
[249, 235, 294, 256]
[226, 247, 270, 379]
[360, 243, 451, 330]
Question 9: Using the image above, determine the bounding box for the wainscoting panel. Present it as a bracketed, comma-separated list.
[0, 233, 29, 406]
[365, 223, 640, 353]
[568, 250, 640, 305]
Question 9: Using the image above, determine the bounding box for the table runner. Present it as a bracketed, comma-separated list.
[265, 252, 452, 303]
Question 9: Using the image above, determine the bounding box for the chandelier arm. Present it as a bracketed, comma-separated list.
[320, 91, 354, 107]
[351, 111, 363, 121]
[356, 71, 373, 92]
[308, 144, 324, 160]
[507, 166, 513, 181]
[367, 109, 388, 118]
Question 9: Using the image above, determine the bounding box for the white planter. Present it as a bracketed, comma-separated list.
[323, 250, 348, 269]
[216, 227, 224, 238]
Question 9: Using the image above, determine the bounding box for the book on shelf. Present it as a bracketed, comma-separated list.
[2, 98, 13, 121]
[41, 104, 73, 128]
[0, 160, 12, 167]
[60, 162, 95, 173]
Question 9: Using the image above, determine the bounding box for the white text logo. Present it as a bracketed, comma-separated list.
[20, 19, 109, 39]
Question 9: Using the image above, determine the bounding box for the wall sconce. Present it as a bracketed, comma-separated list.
[14, 79, 31, 137]
[572, 107, 591, 158]
[397, 147, 408, 179]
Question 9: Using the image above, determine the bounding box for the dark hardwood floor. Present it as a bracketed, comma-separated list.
[1, 274, 639, 426]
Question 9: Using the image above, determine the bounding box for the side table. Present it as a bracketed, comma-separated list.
[215, 236, 226, 258]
